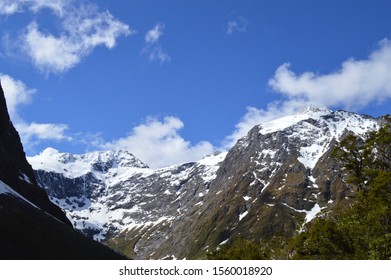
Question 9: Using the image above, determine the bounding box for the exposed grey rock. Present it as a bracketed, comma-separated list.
[30, 108, 381, 259]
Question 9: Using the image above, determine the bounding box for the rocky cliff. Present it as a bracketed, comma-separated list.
[0, 82, 70, 225]
[0, 80, 126, 259]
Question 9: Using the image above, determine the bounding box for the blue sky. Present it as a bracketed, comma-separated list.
[1, 0, 391, 168]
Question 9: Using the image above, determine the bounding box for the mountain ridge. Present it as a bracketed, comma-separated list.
[30, 107, 381, 259]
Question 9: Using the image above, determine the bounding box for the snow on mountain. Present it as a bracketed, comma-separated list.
[258, 106, 332, 135]
[28, 149, 227, 243]
[257, 107, 379, 169]
[237, 108, 379, 228]
[0, 178, 58, 214]
[0, 180, 31, 201]
[28, 148, 150, 179]
[157, 107, 381, 259]
[28, 107, 382, 259]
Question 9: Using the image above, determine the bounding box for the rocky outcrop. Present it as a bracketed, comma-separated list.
[0, 81, 70, 225]
[0, 80, 126, 259]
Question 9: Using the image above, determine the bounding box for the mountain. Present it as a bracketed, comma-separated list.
[29, 148, 226, 259]
[0, 80, 126, 259]
[29, 106, 381, 259]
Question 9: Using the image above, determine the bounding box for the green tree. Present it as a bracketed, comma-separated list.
[332, 134, 369, 191]
[291, 118, 391, 259]
[290, 218, 354, 259]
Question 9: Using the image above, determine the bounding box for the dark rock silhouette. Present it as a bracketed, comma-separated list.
[0, 80, 127, 259]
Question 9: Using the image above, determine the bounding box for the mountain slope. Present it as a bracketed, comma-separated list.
[0, 80, 126, 259]
[29, 148, 226, 258]
[30, 106, 380, 259]
[172, 107, 379, 258]
[0, 84, 70, 226]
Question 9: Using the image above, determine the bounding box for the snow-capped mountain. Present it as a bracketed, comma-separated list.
[28, 148, 227, 252]
[29, 106, 381, 259]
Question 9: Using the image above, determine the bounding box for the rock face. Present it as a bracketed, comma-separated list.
[172, 108, 379, 258]
[0, 81, 126, 259]
[30, 106, 380, 259]
[0, 83, 70, 225]
[29, 148, 226, 259]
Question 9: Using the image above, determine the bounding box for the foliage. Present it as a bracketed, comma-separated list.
[289, 218, 355, 259]
[207, 237, 289, 260]
[291, 117, 391, 259]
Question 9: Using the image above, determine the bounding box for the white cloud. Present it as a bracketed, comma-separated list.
[222, 100, 306, 148]
[0, 1, 20, 15]
[0, 0, 69, 16]
[268, 39, 391, 110]
[0, 73, 35, 119]
[103, 116, 214, 169]
[2, 0, 133, 74]
[1, 74, 71, 149]
[16, 122, 71, 141]
[145, 23, 164, 44]
[148, 45, 171, 64]
[26, 0, 70, 16]
[225, 39, 391, 148]
[226, 16, 249, 35]
[22, 22, 81, 74]
[143, 23, 171, 64]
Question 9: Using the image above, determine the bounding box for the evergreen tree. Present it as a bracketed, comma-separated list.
[291, 118, 391, 259]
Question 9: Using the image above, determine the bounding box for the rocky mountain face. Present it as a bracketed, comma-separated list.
[0, 82, 70, 226]
[29, 147, 226, 259]
[0, 81, 126, 259]
[172, 107, 379, 258]
[29, 106, 380, 259]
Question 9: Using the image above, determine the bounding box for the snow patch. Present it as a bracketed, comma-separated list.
[281, 202, 324, 224]
[19, 173, 32, 184]
[243, 196, 251, 201]
[219, 239, 229, 245]
[0, 180, 40, 209]
[198, 152, 227, 182]
[304, 204, 322, 223]
[239, 211, 248, 221]
[259, 107, 331, 135]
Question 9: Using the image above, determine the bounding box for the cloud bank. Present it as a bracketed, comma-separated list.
[225, 39, 391, 147]
[1, 0, 133, 74]
[269, 39, 391, 109]
[103, 116, 214, 169]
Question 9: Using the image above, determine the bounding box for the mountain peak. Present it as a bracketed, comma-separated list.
[257, 106, 333, 135]
[300, 105, 332, 114]
[28, 148, 149, 179]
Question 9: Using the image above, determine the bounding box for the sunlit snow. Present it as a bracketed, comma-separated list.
[0, 180, 39, 209]
[282, 202, 324, 225]
[239, 211, 248, 221]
